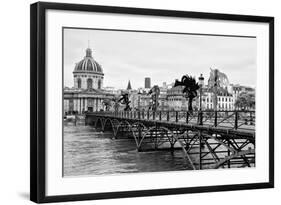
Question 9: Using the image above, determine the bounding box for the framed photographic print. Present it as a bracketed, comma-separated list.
[30, 2, 274, 203]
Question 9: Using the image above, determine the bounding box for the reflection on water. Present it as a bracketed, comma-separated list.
[63, 125, 192, 176]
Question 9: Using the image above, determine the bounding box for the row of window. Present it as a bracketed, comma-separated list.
[205, 97, 233, 103]
[168, 98, 184, 102]
[77, 78, 102, 89]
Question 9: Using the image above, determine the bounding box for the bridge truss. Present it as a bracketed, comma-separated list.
[86, 110, 255, 170]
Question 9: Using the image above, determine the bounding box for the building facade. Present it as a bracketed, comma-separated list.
[201, 89, 235, 111]
[64, 50, 255, 114]
[166, 86, 188, 111]
[200, 83, 255, 111]
[129, 73, 255, 112]
[144, 77, 151, 89]
[64, 47, 114, 114]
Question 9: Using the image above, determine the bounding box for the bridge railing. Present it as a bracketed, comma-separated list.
[91, 110, 255, 131]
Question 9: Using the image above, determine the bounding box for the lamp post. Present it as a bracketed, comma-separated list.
[198, 74, 204, 125]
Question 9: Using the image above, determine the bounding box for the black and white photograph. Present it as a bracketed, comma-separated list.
[27, 1, 274, 203]
[0, 0, 278, 204]
[63, 28, 256, 177]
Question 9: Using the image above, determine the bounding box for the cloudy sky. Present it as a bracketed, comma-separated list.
[63, 28, 256, 89]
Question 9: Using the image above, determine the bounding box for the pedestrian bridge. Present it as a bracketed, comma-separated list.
[85, 110, 255, 170]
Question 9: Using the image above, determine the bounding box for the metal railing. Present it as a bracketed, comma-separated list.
[90, 110, 255, 131]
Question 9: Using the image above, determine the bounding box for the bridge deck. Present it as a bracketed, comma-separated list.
[87, 112, 255, 138]
[85, 111, 256, 170]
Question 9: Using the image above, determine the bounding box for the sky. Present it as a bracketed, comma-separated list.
[63, 28, 257, 89]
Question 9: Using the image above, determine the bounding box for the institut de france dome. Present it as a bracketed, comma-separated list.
[64, 47, 114, 114]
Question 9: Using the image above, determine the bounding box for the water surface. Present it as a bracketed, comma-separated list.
[63, 125, 192, 176]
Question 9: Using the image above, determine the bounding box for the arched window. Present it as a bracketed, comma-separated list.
[77, 78, 81, 89]
[87, 78, 93, 89]
[98, 79, 101, 89]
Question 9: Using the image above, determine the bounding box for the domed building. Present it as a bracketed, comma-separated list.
[167, 86, 188, 111]
[64, 47, 114, 114]
[73, 48, 104, 90]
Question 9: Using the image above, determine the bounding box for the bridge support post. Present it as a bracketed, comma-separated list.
[235, 111, 238, 129]
[214, 111, 217, 127]
[186, 111, 189, 124]
[199, 131, 202, 169]
[154, 130, 158, 150]
[227, 139, 231, 168]
[199, 111, 203, 125]
[170, 142, 174, 152]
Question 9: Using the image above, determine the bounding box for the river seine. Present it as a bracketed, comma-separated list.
[63, 124, 193, 176]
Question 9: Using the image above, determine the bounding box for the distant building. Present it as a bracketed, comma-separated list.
[64, 49, 254, 114]
[63, 47, 114, 114]
[163, 71, 255, 111]
[129, 72, 255, 112]
[230, 84, 255, 101]
[144, 77, 151, 89]
[160, 82, 168, 95]
[201, 87, 235, 110]
[166, 86, 188, 111]
[128, 85, 168, 111]
[200, 74, 255, 111]
[103, 86, 121, 95]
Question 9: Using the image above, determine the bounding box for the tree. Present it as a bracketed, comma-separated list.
[118, 92, 131, 111]
[174, 75, 200, 112]
[235, 92, 255, 110]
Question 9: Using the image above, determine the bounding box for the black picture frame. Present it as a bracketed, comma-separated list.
[30, 1, 274, 203]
